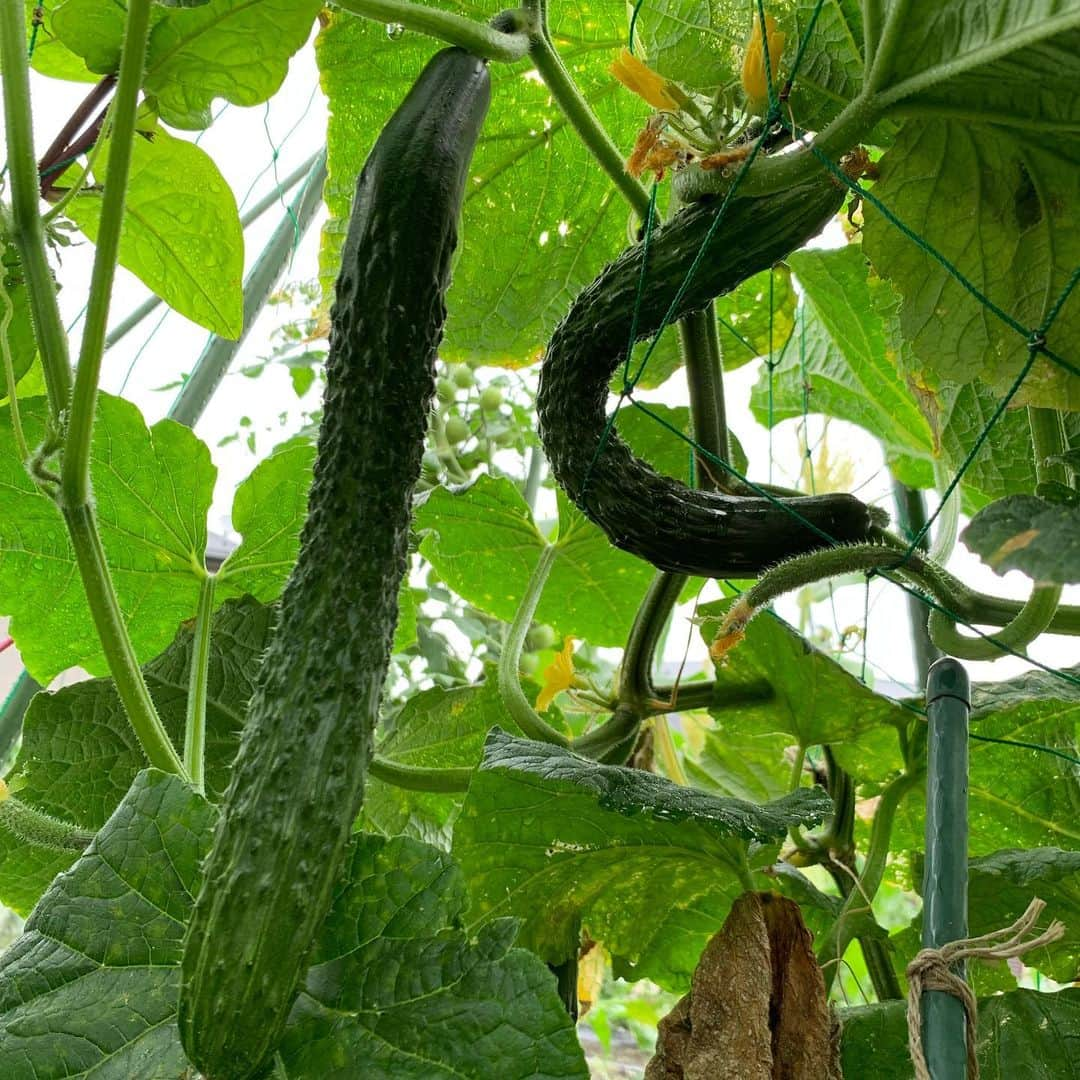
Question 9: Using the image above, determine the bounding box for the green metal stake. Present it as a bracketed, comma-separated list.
[922, 656, 971, 1078]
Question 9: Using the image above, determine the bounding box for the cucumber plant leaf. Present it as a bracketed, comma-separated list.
[50, 0, 322, 129]
[0, 770, 586, 1079]
[863, 121, 1080, 410]
[893, 667, 1080, 855]
[0, 596, 270, 914]
[66, 128, 243, 337]
[280, 833, 588, 1080]
[319, 3, 642, 369]
[0, 396, 309, 682]
[750, 246, 1047, 509]
[23, 0, 97, 82]
[840, 988, 1080, 1078]
[699, 600, 911, 781]
[215, 435, 314, 599]
[962, 494, 1080, 584]
[892, 847, 1080, 993]
[416, 474, 654, 646]
[452, 728, 832, 990]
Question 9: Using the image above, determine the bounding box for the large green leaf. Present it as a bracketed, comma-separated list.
[281, 834, 587, 1080]
[22, 0, 97, 81]
[67, 128, 243, 336]
[840, 988, 1080, 1078]
[962, 495, 1080, 584]
[855, 3, 1080, 418]
[0, 770, 587, 1079]
[0, 597, 269, 913]
[863, 119, 1080, 409]
[631, 0, 750, 90]
[894, 847, 1080, 993]
[893, 667, 1080, 855]
[51, 0, 321, 129]
[416, 475, 654, 646]
[0, 397, 309, 682]
[319, 4, 642, 368]
[452, 728, 832, 989]
[699, 600, 911, 782]
[751, 248, 1050, 508]
[0, 395, 212, 681]
[684, 723, 792, 803]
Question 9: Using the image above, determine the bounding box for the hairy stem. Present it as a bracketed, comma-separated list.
[863, 0, 912, 94]
[0, 791, 94, 852]
[573, 572, 684, 759]
[674, 91, 880, 200]
[36, 74, 116, 179]
[928, 407, 1066, 660]
[42, 98, 115, 225]
[184, 575, 215, 795]
[62, 0, 152, 509]
[679, 306, 729, 483]
[0, 0, 72, 418]
[715, 535, 1080, 644]
[332, 0, 530, 62]
[526, 15, 650, 218]
[1028, 406, 1069, 487]
[64, 505, 186, 777]
[498, 544, 571, 746]
[368, 756, 473, 792]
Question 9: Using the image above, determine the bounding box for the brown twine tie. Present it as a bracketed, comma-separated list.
[905, 897, 1066, 1080]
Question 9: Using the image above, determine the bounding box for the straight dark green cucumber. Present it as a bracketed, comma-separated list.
[537, 178, 886, 578]
[179, 47, 490, 1080]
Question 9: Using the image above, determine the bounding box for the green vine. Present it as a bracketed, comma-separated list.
[817, 767, 920, 992]
[61, 0, 153, 509]
[497, 543, 571, 747]
[333, 0, 530, 62]
[368, 756, 473, 792]
[0, 0, 72, 420]
[184, 575, 215, 795]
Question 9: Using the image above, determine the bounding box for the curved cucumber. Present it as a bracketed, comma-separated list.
[537, 178, 885, 578]
[179, 48, 491, 1080]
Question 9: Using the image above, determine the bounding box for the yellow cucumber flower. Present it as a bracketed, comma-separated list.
[741, 13, 786, 105]
[536, 636, 577, 712]
[610, 48, 687, 112]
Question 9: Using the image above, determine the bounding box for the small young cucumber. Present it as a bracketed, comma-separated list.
[537, 178, 885, 577]
[179, 47, 491, 1080]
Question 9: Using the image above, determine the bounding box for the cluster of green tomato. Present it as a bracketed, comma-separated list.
[419, 361, 529, 488]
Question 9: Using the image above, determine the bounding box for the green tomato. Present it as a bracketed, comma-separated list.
[493, 429, 517, 448]
[518, 652, 540, 676]
[436, 377, 456, 403]
[479, 385, 503, 412]
[451, 364, 475, 389]
[526, 624, 557, 651]
[444, 415, 470, 444]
